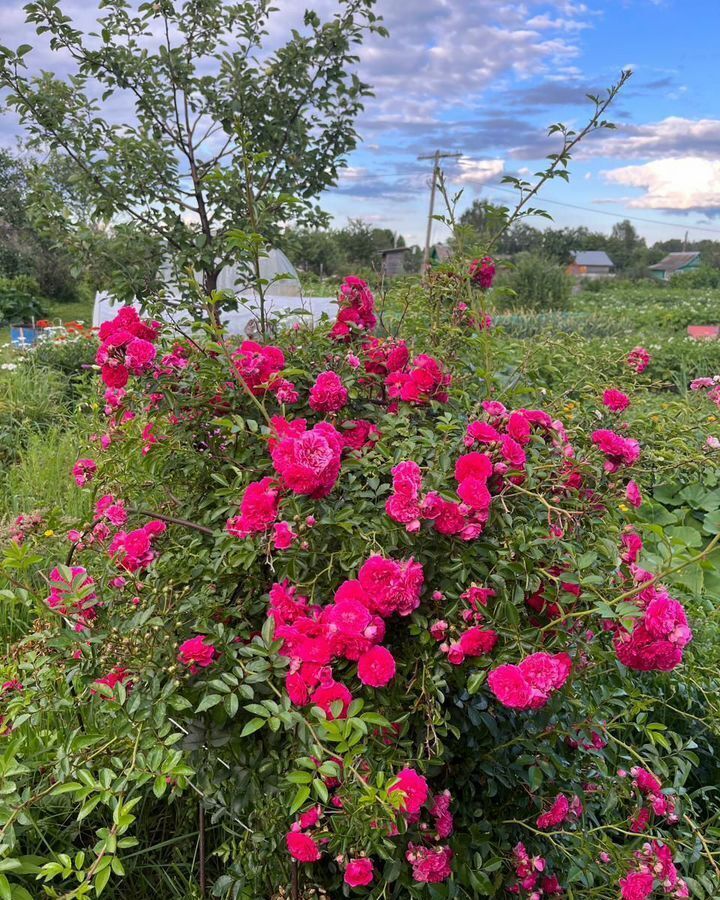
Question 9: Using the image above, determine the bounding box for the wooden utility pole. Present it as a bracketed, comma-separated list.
[418, 150, 462, 272]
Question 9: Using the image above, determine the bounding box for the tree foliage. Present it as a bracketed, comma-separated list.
[0, 0, 386, 306]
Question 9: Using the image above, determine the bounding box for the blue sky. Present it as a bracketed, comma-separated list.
[320, 0, 720, 247]
[1, 0, 719, 247]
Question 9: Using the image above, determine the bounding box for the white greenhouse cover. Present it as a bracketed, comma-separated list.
[92, 249, 336, 335]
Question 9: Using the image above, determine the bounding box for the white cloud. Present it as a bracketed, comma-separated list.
[580, 117, 720, 160]
[602, 157, 720, 210]
[456, 157, 505, 186]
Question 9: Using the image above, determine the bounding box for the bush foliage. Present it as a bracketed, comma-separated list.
[1, 260, 720, 900]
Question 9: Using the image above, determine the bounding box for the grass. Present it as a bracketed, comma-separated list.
[1, 294, 94, 360]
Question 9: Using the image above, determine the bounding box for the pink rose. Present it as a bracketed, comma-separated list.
[344, 858, 374, 887]
[625, 480, 642, 508]
[389, 767, 428, 815]
[309, 370, 348, 413]
[357, 645, 396, 687]
[286, 831, 321, 862]
[178, 636, 217, 673]
[603, 388, 630, 412]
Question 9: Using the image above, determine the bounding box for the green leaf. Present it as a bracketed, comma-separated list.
[240, 717, 265, 737]
[289, 786, 310, 814]
[196, 694, 222, 713]
[153, 776, 167, 798]
[94, 864, 111, 896]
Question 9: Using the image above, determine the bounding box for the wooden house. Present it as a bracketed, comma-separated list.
[379, 246, 411, 277]
[649, 251, 701, 281]
[566, 250, 615, 279]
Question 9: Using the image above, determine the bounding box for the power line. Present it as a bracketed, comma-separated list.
[482, 185, 720, 237]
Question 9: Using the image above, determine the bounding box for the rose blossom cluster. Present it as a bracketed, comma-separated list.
[488, 652, 572, 710]
[270, 417, 343, 498]
[612, 570, 692, 672]
[45, 566, 98, 631]
[109, 520, 167, 572]
[386, 353, 452, 406]
[96, 307, 160, 388]
[452, 301, 492, 331]
[621, 766, 678, 834]
[509, 843, 563, 898]
[330, 275, 377, 341]
[231, 340, 298, 402]
[627, 346, 651, 374]
[394, 771, 454, 884]
[592, 429, 641, 472]
[286, 769, 453, 885]
[308, 370, 348, 413]
[535, 793, 583, 830]
[272, 555, 422, 712]
[690, 373, 720, 410]
[68, 494, 129, 551]
[351, 334, 450, 408]
[72, 458, 97, 487]
[386, 403, 572, 542]
[437, 585, 498, 665]
[469, 256, 496, 289]
[5, 512, 44, 546]
[226, 414, 380, 542]
[620, 841, 688, 900]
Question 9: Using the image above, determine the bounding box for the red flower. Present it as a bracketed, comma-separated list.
[469, 256, 495, 289]
[286, 831, 321, 863]
[330, 276, 377, 341]
[458, 627, 497, 658]
[271, 420, 343, 498]
[273, 521, 297, 550]
[405, 844, 453, 883]
[226, 477, 280, 538]
[620, 872, 654, 900]
[389, 768, 428, 815]
[232, 341, 285, 395]
[603, 388, 630, 412]
[344, 858, 374, 887]
[178, 636, 217, 673]
[536, 794, 570, 829]
[72, 458, 97, 487]
[341, 419, 379, 451]
[309, 370, 348, 413]
[357, 645, 396, 687]
[357, 555, 424, 618]
[627, 346, 651, 374]
[591, 429, 640, 472]
[310, 680, 352, 719]
[626, 480, 642, 508]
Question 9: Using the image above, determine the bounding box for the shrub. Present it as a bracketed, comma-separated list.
[1, 267, 718, 900]
[501, 253, 572, 310]
[0, 274, 46, 324]
[674, 265, 720, 289]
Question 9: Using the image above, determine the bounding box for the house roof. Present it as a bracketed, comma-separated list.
[649, 251, 701, 272]
[571, 250, 614, 267]
[378, 246, 411, 255]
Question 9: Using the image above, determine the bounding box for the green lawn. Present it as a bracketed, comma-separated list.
[1, 295, 94, 360]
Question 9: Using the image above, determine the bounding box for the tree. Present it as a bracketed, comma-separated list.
[607, 219, 646, 272]
[0, 149, 79, 299]
[0, 0, 385, 325]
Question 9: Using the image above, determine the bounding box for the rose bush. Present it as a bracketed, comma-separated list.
[1, 265, 719, 899]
